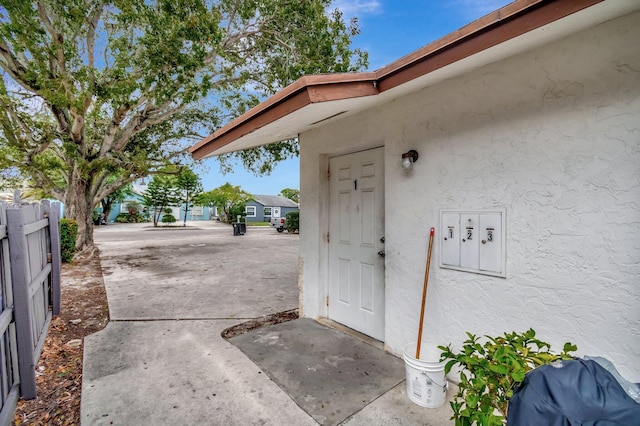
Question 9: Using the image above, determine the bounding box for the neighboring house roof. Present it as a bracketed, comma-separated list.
[190, 0, 637, 160]
[251, 195, 299, 208]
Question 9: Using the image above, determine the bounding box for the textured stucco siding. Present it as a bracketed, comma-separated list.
[299, 11, 640, 381]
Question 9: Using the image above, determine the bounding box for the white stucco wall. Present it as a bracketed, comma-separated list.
[299, 11, 640, 381]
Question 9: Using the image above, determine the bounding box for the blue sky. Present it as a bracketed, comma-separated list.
[198, 0, 512, 196]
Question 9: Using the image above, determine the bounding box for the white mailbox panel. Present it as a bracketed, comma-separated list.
[441, 213, 460, 266]
[479, 213, 502, 273]
[460, 213, 479, 269]
[440, 209, 506, 278]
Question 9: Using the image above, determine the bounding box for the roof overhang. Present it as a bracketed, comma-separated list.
[190, 0, 639, 160]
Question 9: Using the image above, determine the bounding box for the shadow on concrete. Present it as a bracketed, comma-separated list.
[229, 318, 406, 426]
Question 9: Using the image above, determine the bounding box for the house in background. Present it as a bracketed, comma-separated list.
[245, 195, 299, 223]
[191, 0, 640, 383]
[108, 183, 217, 223]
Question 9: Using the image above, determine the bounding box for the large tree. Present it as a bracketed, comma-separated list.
[0, 0, 367, 251]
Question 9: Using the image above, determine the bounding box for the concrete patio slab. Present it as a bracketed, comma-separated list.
[229, 318, 406, 426]
[342, 382, 455, 426]
[82, 320, 316, 425]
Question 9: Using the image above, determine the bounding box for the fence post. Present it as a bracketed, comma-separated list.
[48, 202, 61, 315]
[6, 207, 36, 400]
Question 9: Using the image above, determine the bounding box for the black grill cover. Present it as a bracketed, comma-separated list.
[507, 359, 640, 425]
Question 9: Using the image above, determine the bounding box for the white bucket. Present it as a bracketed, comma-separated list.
[403, 342, 448, 408]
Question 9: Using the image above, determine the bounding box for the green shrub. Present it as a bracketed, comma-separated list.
[439, 329, 577, 424]
[161, 214, 176, 223]
[60, 218, 78, 263]
[115, 212, 145, 223]
[286, 211, 299, 233]
[126, 201, 142, 215]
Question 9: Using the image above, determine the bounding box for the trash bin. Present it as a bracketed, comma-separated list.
[233, 222, 246, 236]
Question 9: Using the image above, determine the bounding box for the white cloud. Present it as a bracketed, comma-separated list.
[330, 0, 382, 20]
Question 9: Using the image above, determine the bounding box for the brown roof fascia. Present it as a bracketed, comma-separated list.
[189, 73, 377, 159]
[376, 0, 603, 92]
[191, 0, 604, 160]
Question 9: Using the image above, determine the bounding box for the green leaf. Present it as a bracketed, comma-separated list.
[445, 359, 457, 375]
[511, 370, 526, 382]
[465, 393, 479, 408]
[488, 363, 509, 375]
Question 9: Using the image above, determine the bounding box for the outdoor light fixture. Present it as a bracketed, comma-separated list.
[402, 150, 419, 169]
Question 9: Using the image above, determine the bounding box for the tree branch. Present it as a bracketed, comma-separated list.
[111, 102, 186, 153]
[93, 173, 138, 205]
[99, 102, 134, 156]
[37, 0, 66, 76]
[0, 43, 40, 94]
[84, 2, 104, 114]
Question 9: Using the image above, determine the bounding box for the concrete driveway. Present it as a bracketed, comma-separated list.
[94, 222, 298, 320]
[81, 222, 315, 425]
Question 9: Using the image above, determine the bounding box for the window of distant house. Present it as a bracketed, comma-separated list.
[191, 206, 203, 216]
[264, 207, 272, 217]
[245, 206, 256, 217]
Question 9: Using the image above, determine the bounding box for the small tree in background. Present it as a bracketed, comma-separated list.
[198, 183, 252, 224]
[176, 168, 203, 227]
[140, 176, 180, 227]
[161, 208, 177, 225]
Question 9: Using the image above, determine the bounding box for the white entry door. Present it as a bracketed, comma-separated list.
[328, 147, 385, 341]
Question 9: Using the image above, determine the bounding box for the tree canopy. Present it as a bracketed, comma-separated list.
[0, 0, 367, 250]
[198, 182, 251, 223]
[279, 188, 300, 203]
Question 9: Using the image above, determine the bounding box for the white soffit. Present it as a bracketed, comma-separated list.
[205, 0, 640, 158]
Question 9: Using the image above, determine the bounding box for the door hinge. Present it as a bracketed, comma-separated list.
[326, 232, 330, 243]
[327, 168, 331, 180]
[326, 296, 329, 306]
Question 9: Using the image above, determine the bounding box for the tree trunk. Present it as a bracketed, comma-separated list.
[64, 174, 95, 252]
[101, 198, 114, 224]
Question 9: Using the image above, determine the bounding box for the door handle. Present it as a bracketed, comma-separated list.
[377, 250, 385, 257]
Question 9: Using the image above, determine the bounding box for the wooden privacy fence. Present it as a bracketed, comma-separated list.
[0, 201, 61, 426]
